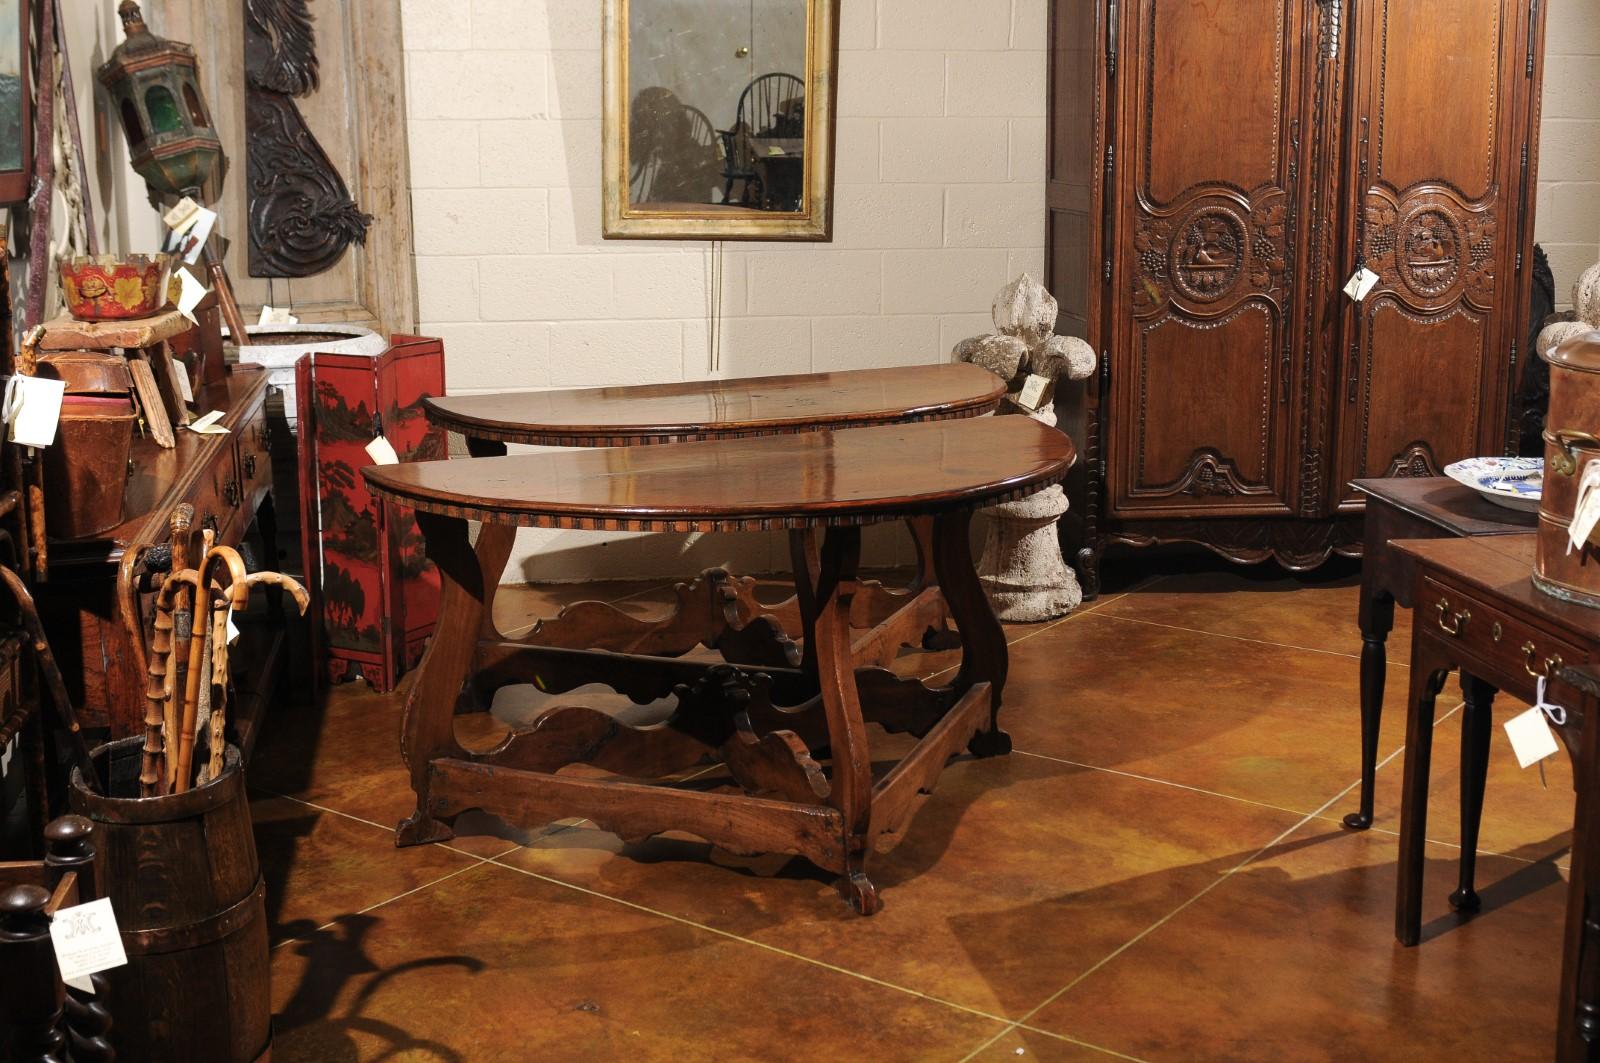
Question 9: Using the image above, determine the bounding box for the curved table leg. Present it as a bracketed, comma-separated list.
[1346, 592, 1396, 830]
[1450, 672, 1496, 913]
[807, 526, 880, 914]
[908, 516, 959, 650]
[398, 512, 516, 847]
[933, 510, 1010, 757]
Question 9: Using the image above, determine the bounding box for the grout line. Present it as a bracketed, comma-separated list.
[958, 711, 1454, 1062]
[1094, 611, 1402, 664]
[272, 860, 488, 952]
[480, 854, 1020, 1027]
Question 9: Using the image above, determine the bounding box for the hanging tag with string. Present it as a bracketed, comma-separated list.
[1505, 676, 1565, 786]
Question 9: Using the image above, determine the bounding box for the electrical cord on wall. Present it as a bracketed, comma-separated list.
[708, 239, 724, 374]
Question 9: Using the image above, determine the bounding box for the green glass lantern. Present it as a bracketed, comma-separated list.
[97, 0, 224, 199]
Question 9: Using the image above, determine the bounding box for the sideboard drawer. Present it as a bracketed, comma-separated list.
[183, 444, 242, 546]
[235, 401, 272, 508]
[1421, 576, 1586, 683]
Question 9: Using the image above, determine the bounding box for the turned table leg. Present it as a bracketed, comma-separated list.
[1451, 672, 1496, 913]
[1347, 591, 1396, 830]
[397, 512, 516, 847]
[933, 509, 1010, 756]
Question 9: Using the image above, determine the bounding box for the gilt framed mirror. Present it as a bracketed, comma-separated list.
[602, 0, 838, 241]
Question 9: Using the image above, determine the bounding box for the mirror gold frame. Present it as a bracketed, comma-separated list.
[601, 0, 839, 241]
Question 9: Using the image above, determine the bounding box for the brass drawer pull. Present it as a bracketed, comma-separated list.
[1435, 598, 1470, 636]
[1522, 641, 1565, 679]
[1548, 428, 1600, 476]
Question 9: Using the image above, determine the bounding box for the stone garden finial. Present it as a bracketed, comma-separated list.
[952, 275, 1096, 622]
[1539, 262, 1600, 355]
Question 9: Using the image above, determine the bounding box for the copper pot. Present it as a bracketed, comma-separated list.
[42, 396, 137, 540]
[1536, 329, 1600, 607]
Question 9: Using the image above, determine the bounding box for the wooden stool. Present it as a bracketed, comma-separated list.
[37, 310, 200, 450]
[365, 416, 1073, 914]
[424, 364, 1007, 664]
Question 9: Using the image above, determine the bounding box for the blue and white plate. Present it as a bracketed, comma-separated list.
[1444, 456, 1543, 513]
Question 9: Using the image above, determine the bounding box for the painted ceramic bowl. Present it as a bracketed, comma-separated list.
[1444, 456, 1544, 513]
[58, 254, 174, 321]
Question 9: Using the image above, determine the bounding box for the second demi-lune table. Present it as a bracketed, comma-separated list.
[364, 415, 1074, 914]
[423, 363, 1009, 673]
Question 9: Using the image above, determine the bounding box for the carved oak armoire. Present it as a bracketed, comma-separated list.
[1049, 0, 1548, 595]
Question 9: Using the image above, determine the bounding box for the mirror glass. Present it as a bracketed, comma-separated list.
[604, 0, 837, 240]
[628, 1, 807, 212]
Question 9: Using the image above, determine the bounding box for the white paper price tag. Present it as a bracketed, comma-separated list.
[186, 409, 230, 435]
[178, 208, 218, 266]
[257, 305, 298, 327]
[162, 196, 202, 235]
[365, 435, 401, 466]
[1343, 267, 1380, 302]
[168, 355, 195, 405]
[49, 897, 128, 993]
[1016, 374, 1052, 412]
[1, 734, 13, 774]
[3, 375, 66, 447]
[1571, 461, 1600, 553]
[1506, 705, 1561, 769]
[175, 267, 208, 326]
[226, 607, 241, 645]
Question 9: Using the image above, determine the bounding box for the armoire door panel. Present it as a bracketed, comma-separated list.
[1356, 300, 1486, 478]
[1334, 0, 1525, 503]
[1109, 0, 1303, 519]
[1142, 0, 1288, 207]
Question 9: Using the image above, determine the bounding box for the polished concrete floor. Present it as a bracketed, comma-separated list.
[251, 557, 1574, 1061]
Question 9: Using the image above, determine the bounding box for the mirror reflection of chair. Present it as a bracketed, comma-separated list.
[719, 72, 805, 209]
[628, 88, 722, 205]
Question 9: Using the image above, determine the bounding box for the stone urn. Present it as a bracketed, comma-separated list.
[954, 275, 1096, 622]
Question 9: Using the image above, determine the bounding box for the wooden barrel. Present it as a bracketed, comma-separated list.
[1538, 330, 1600, 607]
[69, 737, 271, 1063]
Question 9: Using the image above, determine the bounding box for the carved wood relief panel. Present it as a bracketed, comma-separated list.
[151, 1, 413, 333]
[1110, 0, 1304, 517]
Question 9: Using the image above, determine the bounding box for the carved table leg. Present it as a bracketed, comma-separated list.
[466, 437, 512, 648]
[933, 509, 1010, 757]
[806, 526, 880, 914]
[1396, 642, 1452, 947]
[789, 529, 822, 677]
[397, 512, 516, 847]
[1559, 711, 1600, 1061]
[1346, 591, 1396, 830]
[1450, 672, 1496, 913]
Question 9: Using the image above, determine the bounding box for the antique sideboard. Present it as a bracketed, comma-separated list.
[39, 366, 283, 749]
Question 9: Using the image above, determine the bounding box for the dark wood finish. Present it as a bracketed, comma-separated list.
[0, 815, 113, 1063]
[1343, 476, 1535, 829]
[365, 416, 1074, 532]
[372, 420, 1072, 912]
[1048, 0, 1549, 592]
[1392, 535, 1600, 1061]
[38, 367, 280, 741]
[69, 737, 269, 1063]
[425, 363, 1006, 447]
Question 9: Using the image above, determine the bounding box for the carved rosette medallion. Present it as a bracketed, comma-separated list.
[1170, 206, 1247, 303]
[1365, 199, 1494, 304]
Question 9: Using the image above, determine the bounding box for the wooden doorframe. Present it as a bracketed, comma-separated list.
[147, 0, 416, 335]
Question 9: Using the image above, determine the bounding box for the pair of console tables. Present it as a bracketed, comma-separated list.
[369, 365, 1073, 914]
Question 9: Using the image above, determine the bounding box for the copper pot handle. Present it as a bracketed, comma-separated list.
[1548, 429, 1600, 476]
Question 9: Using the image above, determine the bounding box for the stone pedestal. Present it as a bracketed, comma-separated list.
[977, 483, 1082, 622]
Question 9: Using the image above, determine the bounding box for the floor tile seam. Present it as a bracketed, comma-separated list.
[270, 859, 491, 953]
[1027, 751, 1572, 872]
[480, 854, 1018, 1027]
[1095, 611, 1387, 663]
[919, 585, 1153, 686]
[253, 786, 584, 858]
[1003, 763, 1381, 1031]
[956, 1020, 1155, 1063]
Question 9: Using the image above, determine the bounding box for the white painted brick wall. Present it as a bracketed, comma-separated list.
[1538, 0, 1600, 309]
[401, 0, 1046, 582]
